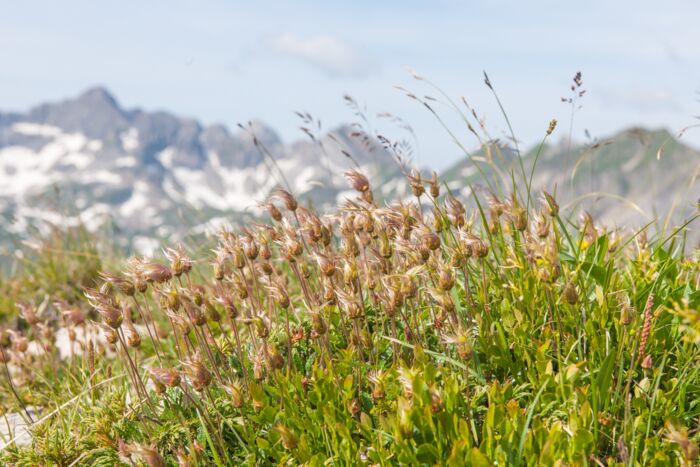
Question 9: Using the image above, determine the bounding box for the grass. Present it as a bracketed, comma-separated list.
[0, 83, 699, 465]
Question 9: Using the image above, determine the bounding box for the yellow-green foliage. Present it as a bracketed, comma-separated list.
[1, 173, 699, 466]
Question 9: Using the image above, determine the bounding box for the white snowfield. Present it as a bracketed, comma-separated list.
[0, 108, 395, 254]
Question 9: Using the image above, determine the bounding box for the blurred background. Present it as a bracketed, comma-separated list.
[1, 0, 699, 253]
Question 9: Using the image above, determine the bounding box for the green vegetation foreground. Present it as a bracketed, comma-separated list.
[1, 169, 699, 466]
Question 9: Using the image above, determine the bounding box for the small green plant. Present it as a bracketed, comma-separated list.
[0, 168, 697, 465]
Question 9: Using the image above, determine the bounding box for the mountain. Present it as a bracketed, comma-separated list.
[0, 87, 698, 254]
[442, 128, 700, 238]
[0, 87, 402, 253]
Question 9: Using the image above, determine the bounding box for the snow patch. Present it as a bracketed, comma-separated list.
[11, 122, 63, 137]
[120, 127, 139, 152]
[115, 156, 137, 167]
[120, 182, 150, 217]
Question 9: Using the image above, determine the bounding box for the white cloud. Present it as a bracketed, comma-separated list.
[597, 87, 685, 114]
[266, 33, 374, 78]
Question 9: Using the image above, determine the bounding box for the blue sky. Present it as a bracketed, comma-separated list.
[1, 0, 699, 169]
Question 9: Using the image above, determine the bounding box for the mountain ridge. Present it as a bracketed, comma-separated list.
[1, 86, 698, 253]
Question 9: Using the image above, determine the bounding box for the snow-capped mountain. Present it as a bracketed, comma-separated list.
[1, 87, 698, 253]
[0, 87, 401, 251]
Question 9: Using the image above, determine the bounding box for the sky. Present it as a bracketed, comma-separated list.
[1, 0, 699, 169]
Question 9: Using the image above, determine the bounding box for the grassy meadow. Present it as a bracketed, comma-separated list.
[0, 98, 699, 466]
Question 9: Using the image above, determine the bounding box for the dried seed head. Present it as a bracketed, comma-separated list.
[542, 191, 559, 217]
[407, 169, 425, 197]
[348, 398, 361, 416]
[132, 443, 165, 467]
[93, 302, 123, 329]
[535, 210, 550, 238]
[55, 300, 86, 326]
[223, 380, 245, 408]
[100, 272, 136, 296]
[511, 206, 527, 232]
[98, 322, 119, 344]
[428, 171, 440, 198]
[253, 354, 266, 381]
[138, 262, 173, 284]
[563, 282, 578, 305]
[311, 312, 327, 336]
[665, 421, 699, 463]
[10, 332, 28, 353]
[437, 267, 455, 291]
[254, 316, 271, 338]
[124, 320, 141, 348]
[268, 347, 285, 370]
[182, 356, 212, 391]
[149, 367, 181, 388]
[275, 424, 299, 450]
[620, 302, 635, 326]
[164, 245, 193, 277]
[368, 371, 386, 401]
[215, 289, 239, 318]
[134, 275, 148, 294]
[264, 202, 283, 222]
[17, 303, 39, 326]
[241, 234, 259, 260]
[446, 195, 466, 227]
[429, 387, 443, 413]
[418, 226, 441, 251]
[344, 169, 370, 193]
[271, 189, 298, 212]
[204, 301, 221, 322]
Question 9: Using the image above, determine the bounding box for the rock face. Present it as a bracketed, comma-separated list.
[0, 87, 697, 252]
[0, 88, 401, 252]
